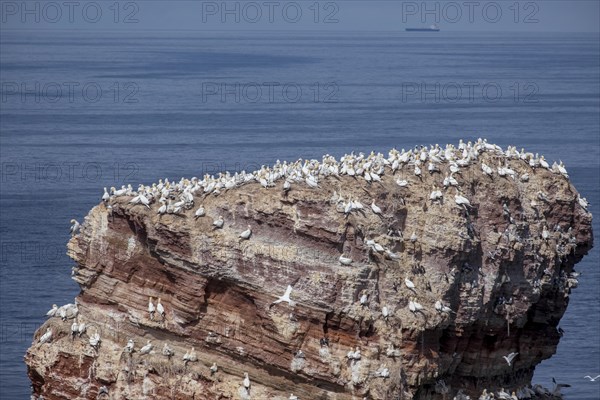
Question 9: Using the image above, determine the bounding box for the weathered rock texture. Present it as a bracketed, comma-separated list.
[26, 149, 593, 399]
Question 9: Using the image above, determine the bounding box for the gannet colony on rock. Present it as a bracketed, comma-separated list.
[27, 139, 593, 399]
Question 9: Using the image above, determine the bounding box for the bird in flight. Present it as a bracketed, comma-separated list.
[584, 375, 600, 381]
[503, 352, 518, 366]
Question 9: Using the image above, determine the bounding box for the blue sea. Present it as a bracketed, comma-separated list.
[0, 30, 598, 399]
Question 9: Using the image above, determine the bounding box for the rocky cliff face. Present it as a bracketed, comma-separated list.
[25, 142, 593, 400]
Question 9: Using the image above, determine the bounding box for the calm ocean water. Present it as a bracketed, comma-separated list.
[0, 31, 598, 399]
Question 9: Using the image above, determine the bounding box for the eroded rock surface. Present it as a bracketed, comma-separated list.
[26, 142, 593, 399]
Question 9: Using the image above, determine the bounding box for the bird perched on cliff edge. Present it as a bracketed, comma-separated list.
[69, 219, 80, 236]
[148, 297, 155, 321]
[162, 343, 174, 359]
[339, 254, 352, 265]
[124, 339, 134, 353]
[239, 225, 252, 240]
[39, 328, 52, 344]
[213, 215, 224, 229]
[371, 200, 382, 215]
[139, 340, 152, 355]
[89, 331, 101, 350]
[156, 298, 165, 320]
[243, 372, 251, 393]
[46, 304, 58, 317]
[210, 362, 218, 375]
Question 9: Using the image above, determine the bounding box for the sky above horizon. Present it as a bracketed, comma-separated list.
[0, 0, 599, 33]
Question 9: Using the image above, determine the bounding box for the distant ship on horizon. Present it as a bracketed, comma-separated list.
[406, 24, 440, 32]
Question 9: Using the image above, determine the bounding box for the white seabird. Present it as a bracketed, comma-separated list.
[46, 304, 58, 317]
[70, 320, 79, 339]
[162, 343, 174, 358]
[503, 351, 518, 366]
[371, 200, 382, 215]
[382, 305, 389, 320]
[339, 254, 352, 265]
[584, 375, 600, 381]
[405, 277, 416, 292]
[410, 231, 418, 243]
[156, 298, 165, 319]
[78, 320, 86, 337]
[409, 297, 423, 314]
[359, 292, 368, 306]
[182, 347, 197, 365]
[455, 193, 471, 208]
[239, 225, 252, 240]
[124, 339, 135, 353]
[213, 215, 224, 229]
[69, 219, 80, 236]
[148, 297, 155, 320]
[39, 328, 52, 344]
[210, 362, 218, 375]
[139, 340, 153, 355]
[102, 187, 110, 202]
[289, 394, 299, 400]
[435, 300, 455, 314]
[243, 372, 251, 392]
[194, 207, 205, 219]
[272, 285, 295, 307]
[89, 331, 101, 350]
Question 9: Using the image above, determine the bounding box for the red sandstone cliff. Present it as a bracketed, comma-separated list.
[25, 145, 593, 399]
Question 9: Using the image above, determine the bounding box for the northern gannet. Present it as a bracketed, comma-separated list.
[139, 340, 153, 355]
[69, 219, 80, 236]
[584, 374, 600, 381]
[213, 215, 224, 229]
[272, 285, 295, 306]
[89, 331, 101, 350]
[578, 195, 589, 210]
[371, 200, 382, 215]
[503, 351, 518, 366]
[194, 207, 205, 219]
[39, 328, 52, 343]
[435, 300, 455, 314]
[455, 193, 471, 208]
[183, 347, 197, 365]
[551, 377, 571, 396]
[481, 162, 493, 176]
[283, 180, 291, 192]
[78, 320, 86, 337]
[289, 394, 299, 400]
[46, 304, 58, 317]
[396, 178, 408, 187]
[243, 372, 251, 392]
[377, 365, 390, 378]
[71, 320, 79, 339]
[404, 277, 416, 292]
[148, 297, 155, 320]
[124, 339, 134, 353]
[359, 292, 368, 306]
[102, 187, 110, 202]
[156, 298, 165, 319]
[382, 305, 389, 320]
[210, 362, 218, 375]
[305, 175, 318, 188]
[408, 297, 423, 313]
[410, 232, 418, 243]
[339, 254, 352, 265]
[239, 225, 252, 240]
[162, 343, 174, 358]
